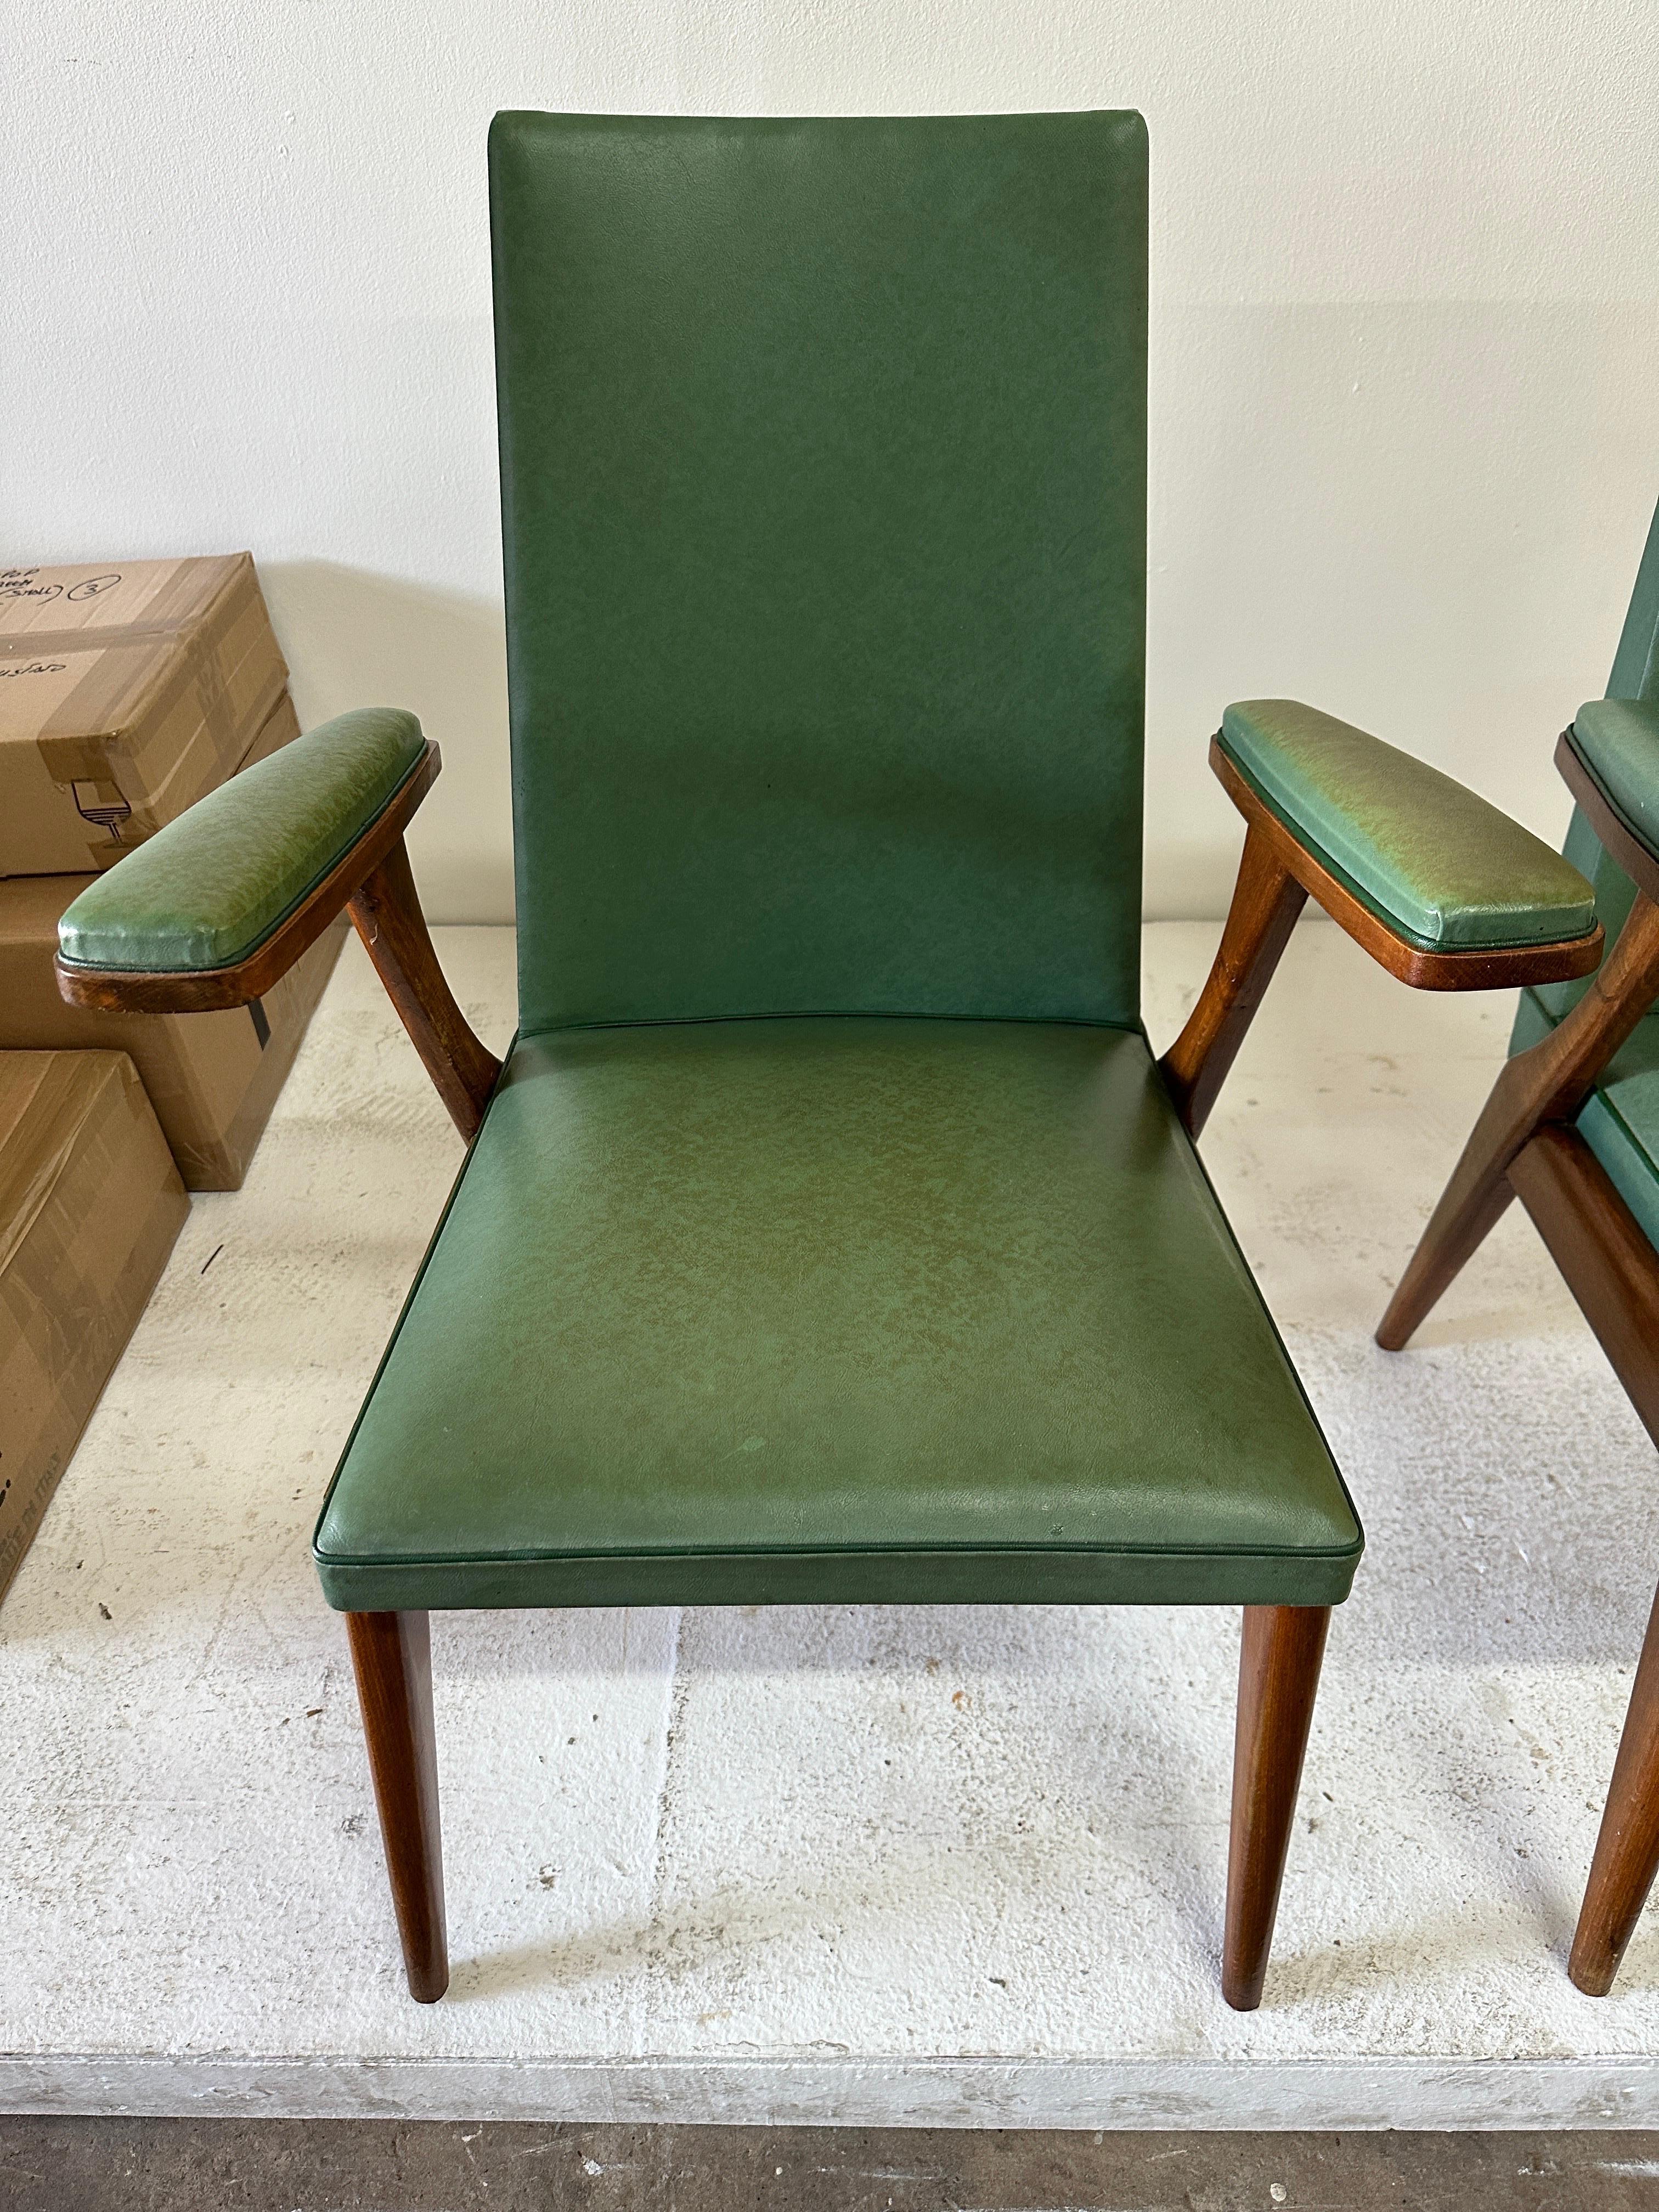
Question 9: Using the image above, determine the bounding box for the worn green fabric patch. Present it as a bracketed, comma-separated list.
[1220, 699, 1595, 950]
[57, 708, 426, 972]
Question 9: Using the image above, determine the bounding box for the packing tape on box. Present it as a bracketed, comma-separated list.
[27, 563, 257, 766]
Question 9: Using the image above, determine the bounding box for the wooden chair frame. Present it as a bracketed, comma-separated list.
[56, 744, 504, 1145]
[1376, 731, 1659, 1995]
[55, 735, 1602, 2007]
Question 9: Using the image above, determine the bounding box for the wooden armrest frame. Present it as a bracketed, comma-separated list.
[54, 740, 503, 1143]
[1159, 732, 1606, 1138]
[1372, 729, 1659, 1355]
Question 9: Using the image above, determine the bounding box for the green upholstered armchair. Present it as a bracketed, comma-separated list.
[1378, 496, 1659, 1997]
[55, 112, 1603, 2007]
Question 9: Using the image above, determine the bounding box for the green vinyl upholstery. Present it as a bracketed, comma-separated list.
[1510, 989, 1659, 1252]
[309, 111, 1364, 1617]
[1218, 700, 1595, 951]
[314, 1020, 1361, 1612]
[491, 110, 1147, 1032]
[1565, 699, 1659, 860]
[57, 709, 426, 972]
[1530, 498, 1659, 1028]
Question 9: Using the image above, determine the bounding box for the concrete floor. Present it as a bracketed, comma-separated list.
[6, 2119, 1659, 2209]
[5, 920, 1659, 2126]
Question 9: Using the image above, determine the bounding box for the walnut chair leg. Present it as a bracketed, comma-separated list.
[347, 1609, 449, 2002]
[1372, 1078, 1524, 1352]
[1158, 825, 1308, 1139]
[1222, 1602, 1331, 2011]
[1571, 1584, 1659, 1996]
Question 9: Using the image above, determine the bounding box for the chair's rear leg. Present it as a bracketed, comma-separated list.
[347, 1609, 449, 2002]
[1571, 1583, 1659, 1996]
[1223, 1602, 1331, 2011]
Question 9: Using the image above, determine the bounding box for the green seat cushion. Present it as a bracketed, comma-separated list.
[1219, 700, 1596, 951]
[313, 1018, 1362, 1612]
[1568, 699, 1659, 860]
[57, 708, 426, 973]
[1512, 986, 1659, 1251]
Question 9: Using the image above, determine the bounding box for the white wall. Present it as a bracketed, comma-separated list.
[8, 0, 1657, 922]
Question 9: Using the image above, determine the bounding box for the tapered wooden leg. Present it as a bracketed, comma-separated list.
[1158, 827, 1309, 1139]
[1377, 892, 1659, 1351]
[347, 1609, 448, 2002]
[1223, 1603, 1331, 2011]
[1372, 1080, 1525, 1351]
[1571, 1585, 1659, 1996]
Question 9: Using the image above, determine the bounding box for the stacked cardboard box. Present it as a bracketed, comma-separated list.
[0, 1054, 188, 1605]
[0, 555, 347, 1604]
[0, 558, 347, 1188]
[0, 554, 289, 871]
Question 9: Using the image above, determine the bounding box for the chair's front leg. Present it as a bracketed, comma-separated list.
[1571, 1582, 1659, 1995]
[347, 1609, 449, 2002]
[1158, 826, 1308, 1139]
[1222, 1602, 1331, 2011]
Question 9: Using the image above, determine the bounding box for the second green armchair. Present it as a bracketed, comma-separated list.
[1376, 499, 1659, 1998]
[56, 110, 1602, 2008]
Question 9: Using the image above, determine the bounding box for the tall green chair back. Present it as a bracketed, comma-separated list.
[488, 111, 1148, 1037]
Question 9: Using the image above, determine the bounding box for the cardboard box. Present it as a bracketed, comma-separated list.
[0, 1051, 188, 1607]
[236, 683, 301, 774]
[0, 554, 288, 875]
[0, 692, 347, 1189]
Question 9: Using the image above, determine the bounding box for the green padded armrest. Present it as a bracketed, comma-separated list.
[1570, 699, 1659, 859]
[57, 708, 427, 973]
[1220, 699, 1596, 951]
